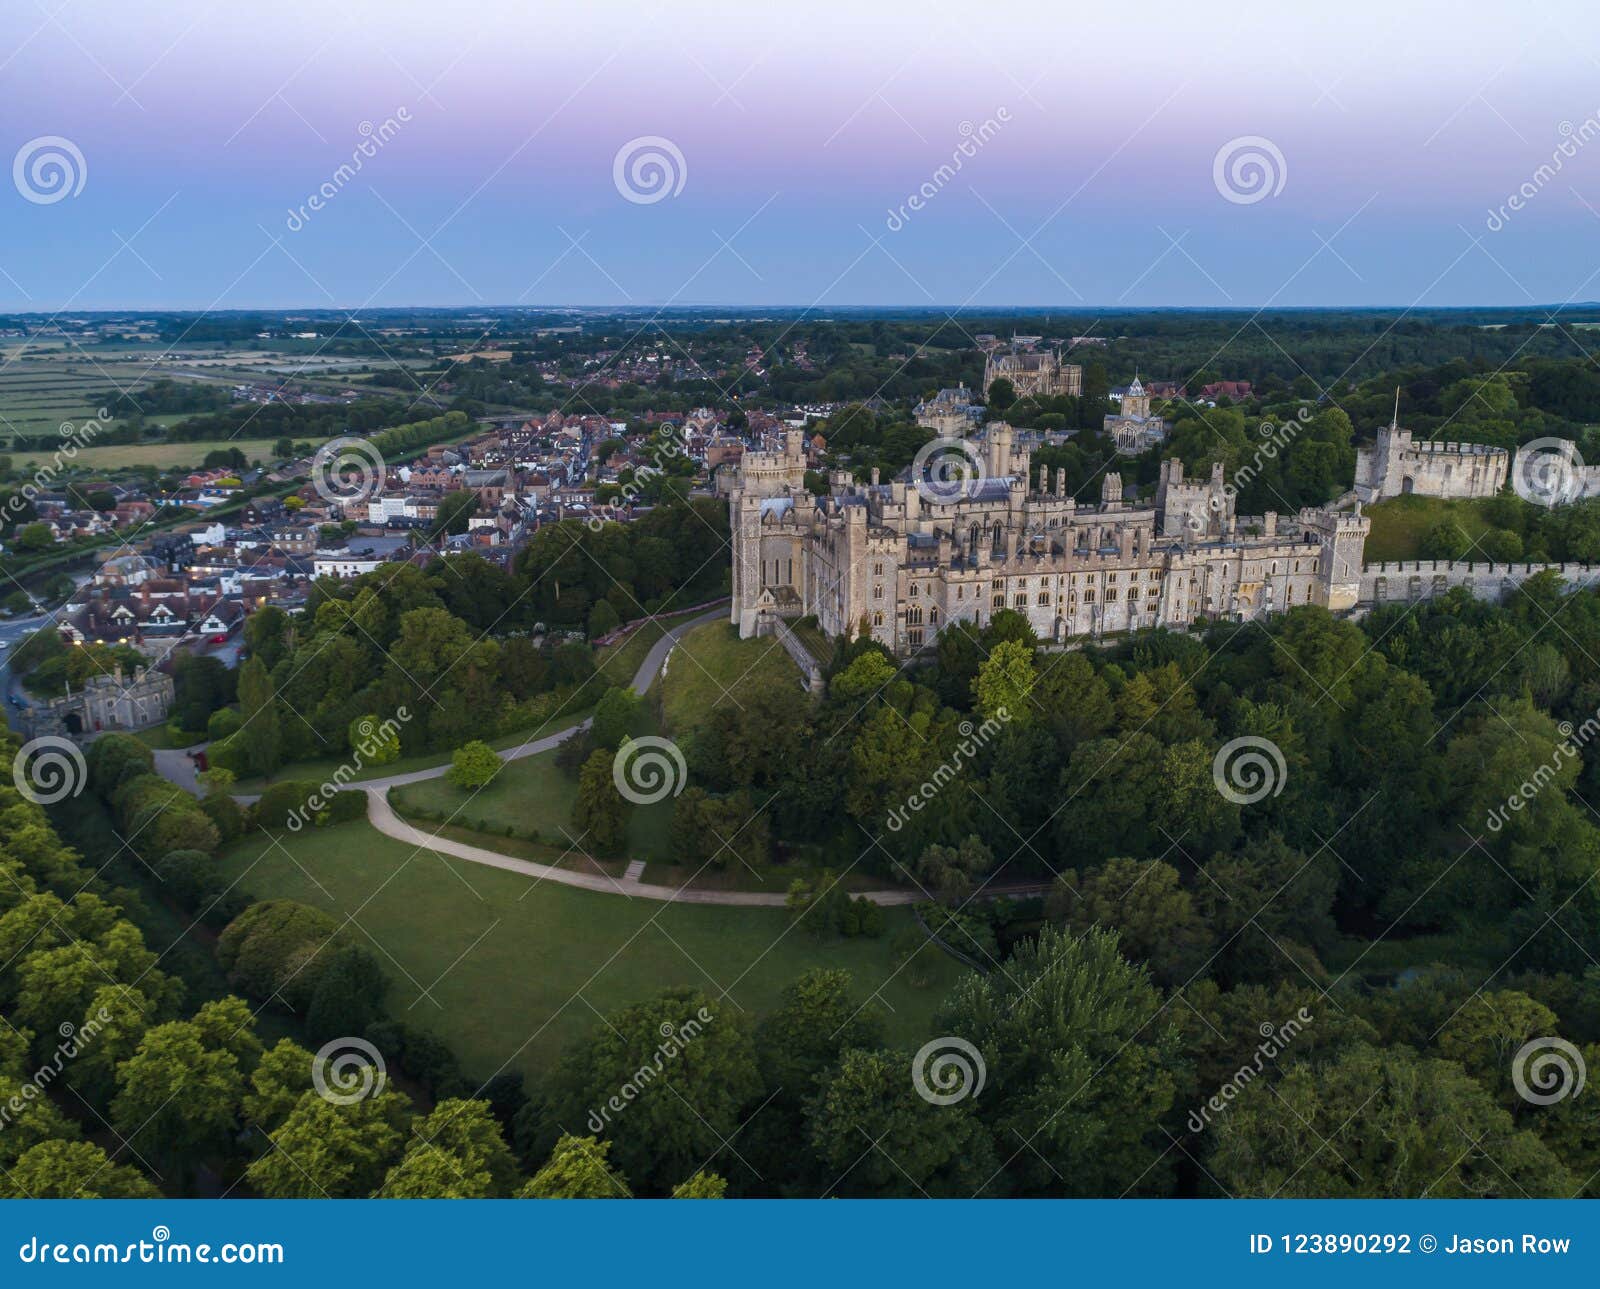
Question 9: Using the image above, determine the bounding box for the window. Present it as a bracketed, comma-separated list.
[1085, 589, 1096, 603]
[1014, 593, 1027, 607]
[956, 586, 964, 599]
[1127, 587, 1137, 601]
[873, 585, 883, 600]
[908, 628, 924, 647]
[1037, 591, 1050, 605]
[992, 594, 1005, 608]
[907, 606, 923, 625]
[873, 562, 883, 575]
[873, 611, 883, 626]
[929, 607, 939, 624]
[909, 583, 920, 597]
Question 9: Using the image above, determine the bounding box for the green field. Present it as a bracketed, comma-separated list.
[9, 437, 304, 471]
[660, 620, 805, 739]
[1362, 494, 1500, 562]
[213, 818, 968, 1080]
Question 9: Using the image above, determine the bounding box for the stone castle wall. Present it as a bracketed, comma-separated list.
[1359, 560, 1600, 607]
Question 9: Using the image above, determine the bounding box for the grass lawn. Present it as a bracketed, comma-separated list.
[660, 621, 806, 740]
[213, 818, 969, 1080]
[1363, 494, 1500, 562]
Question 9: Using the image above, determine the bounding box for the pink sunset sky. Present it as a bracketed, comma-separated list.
[4, 0, 1599, 308]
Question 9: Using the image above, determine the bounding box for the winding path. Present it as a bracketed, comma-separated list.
[157, 602, 1048, 908]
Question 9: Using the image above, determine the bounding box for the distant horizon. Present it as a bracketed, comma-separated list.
[9, 302, 1600, 318]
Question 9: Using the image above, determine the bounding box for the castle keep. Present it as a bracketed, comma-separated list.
[1354, 423, 1508, 502]
[730, 427, 1369, 655]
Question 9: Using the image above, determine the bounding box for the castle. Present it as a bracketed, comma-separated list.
[729, 427, 1368, 656]
[1354, 423, 1508, 503]
[1103, 377, 1167, 455]
[982, 344, 1082, 400]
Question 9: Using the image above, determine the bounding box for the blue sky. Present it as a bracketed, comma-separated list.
[3, 0, 1599, 309]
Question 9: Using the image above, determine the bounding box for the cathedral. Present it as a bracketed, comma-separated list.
[1103, 376, 1168, 454]
[729, 425, 1369, 656]
[982, 344, 1082, 399]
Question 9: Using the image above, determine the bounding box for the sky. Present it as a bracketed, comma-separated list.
[4, 0, 1600, 310]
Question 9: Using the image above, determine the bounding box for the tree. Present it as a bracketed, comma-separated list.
[754, 968, 886, 1097]
[1420, 519, 1470, 561]
[15, 523, 54, 553]
[380, 1099, 520, 1198]
[518, 1135, 631, 1198]
[572, 747, 628, 854]
[0, 1141, 160, 1199]
[446, 740, 501, 790]
[111, 1020, 248, 1178]
[806, 1048, 997, 1196]
[913, 835, 994, 906]
[243, 1039, 316, 1134]
[972, 639, 1035, 722]
[216, 900, 340, 1009]
[937, 925, 1182, 1196]
[432, 488, 478, 538]
[524, 987, 761, 1194]
[306, 945, 390, 1043]
[671, 1171, 728, 1197]
[198, 766, 236, 797]
[1046, 859, 1212, 986]
[986, 377, 1016, 410]
[236, 656, 281, 778]
[1207, 1044, 1576, 1197]
[590, 686, 641, 750]
[349, 714, 401, 765]
[246, 1090, 411, 1199]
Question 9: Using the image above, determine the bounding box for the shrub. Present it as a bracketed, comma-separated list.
[253, 780, 320, 830]
[446, 740, 501, 790]
[207, 708, 242, 742]
[217, 900, 340, 1011]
